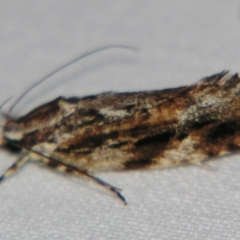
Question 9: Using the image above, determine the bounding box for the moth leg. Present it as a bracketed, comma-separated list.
[42, 157, 127, 205]
[0, 154, 29, 182]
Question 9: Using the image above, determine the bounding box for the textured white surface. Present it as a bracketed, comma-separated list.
[1, 1, 240, 239]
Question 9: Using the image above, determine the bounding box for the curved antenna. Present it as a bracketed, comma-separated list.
[8, 45, 139, 114]
[0, 96, 13, 111]
[0, 96, 13, 121]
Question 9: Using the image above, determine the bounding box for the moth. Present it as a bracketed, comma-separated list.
[1, 47, 240, 204]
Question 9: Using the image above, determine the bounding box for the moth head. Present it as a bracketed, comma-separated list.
[3, 119, 24, 142]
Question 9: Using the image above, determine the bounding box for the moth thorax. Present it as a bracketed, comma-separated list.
[3, 120, 24, 141]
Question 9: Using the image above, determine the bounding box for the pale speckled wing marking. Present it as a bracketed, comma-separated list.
[4, 71, 240, 174]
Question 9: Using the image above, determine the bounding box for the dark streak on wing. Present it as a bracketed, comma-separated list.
[123, 130, 176, 169]
[109, 141, 128, 148]
[124, 158, 153, 169]
[177, 133, 188, 140]
[207, 121, 240, 141]
[57, 131, 120, 152]
[135, 130, 175, 147]
[56, 148, 93, 155]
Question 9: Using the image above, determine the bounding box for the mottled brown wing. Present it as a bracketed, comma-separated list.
[10, 71, 240, 172]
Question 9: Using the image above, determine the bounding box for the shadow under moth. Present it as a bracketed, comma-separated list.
[1, 46, 239, 204]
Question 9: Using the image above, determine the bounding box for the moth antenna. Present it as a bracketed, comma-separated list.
[8, 45, 139, 115]
[0, 96, 13, 111]
[0, 96, 13, 122]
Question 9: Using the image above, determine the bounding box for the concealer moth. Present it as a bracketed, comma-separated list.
[1, 46, 240, 204]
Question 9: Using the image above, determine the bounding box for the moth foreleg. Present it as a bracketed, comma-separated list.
[41, 157, 127, 205]
[0, 154, 29, 182]
[85, 175, 128, 205]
